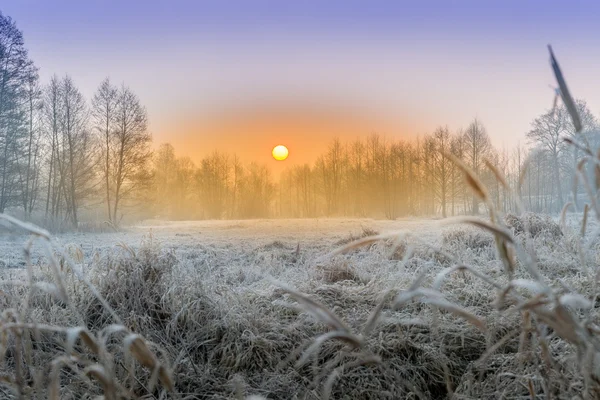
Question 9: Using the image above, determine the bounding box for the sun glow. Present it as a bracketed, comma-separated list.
[272, 145, 289, 161]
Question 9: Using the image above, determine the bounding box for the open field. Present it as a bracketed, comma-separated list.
[0, 218, 437, 264]
[0, 218, 439, 273]
[0, 213, 598, 399]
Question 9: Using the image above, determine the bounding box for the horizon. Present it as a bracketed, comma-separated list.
[4, 0, 600, 173]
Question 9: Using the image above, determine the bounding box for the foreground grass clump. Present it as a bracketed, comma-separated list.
[442, 226, 494, 251]
[504, 212, 563, 239]
[62, 233, 490, 398]
[0, 216, 174, 400]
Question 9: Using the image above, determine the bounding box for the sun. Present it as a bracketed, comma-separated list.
[272, 145, 289, 161]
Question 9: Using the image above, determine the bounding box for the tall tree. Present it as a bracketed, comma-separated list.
[60, 75, 94, 227]
[43, 75, 61, 219]
[0, 12, 36, 212]
[561, 100, 598, 209]
[526, 107, 568, 210]
[91, 78, 118, 222]
[195, 151, 229, 219]
[463, 118, 491, 214]
[318, 137, 344, 215]
[432, 126, 452, 217]
[110, 84, 152, 223]
[21, 69, 41, 216]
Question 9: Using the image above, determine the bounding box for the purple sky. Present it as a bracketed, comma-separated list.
[3, 0, 600, 162]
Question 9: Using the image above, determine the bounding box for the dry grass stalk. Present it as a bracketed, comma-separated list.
[582, 203, 590, 236]
[484, 158, 510, 190]
[549, 44, 582, 132]
[0, 214, 173, 399]
[443, 216, 513, 244]
[444, 151, 490, 206]
[560, 201, 573, 230]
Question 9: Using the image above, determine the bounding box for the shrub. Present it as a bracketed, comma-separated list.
[335, 226, 380, 246]
[442, 226, 495, 251]
[316, 259, 361, 283]
[504, 212, 563, 238]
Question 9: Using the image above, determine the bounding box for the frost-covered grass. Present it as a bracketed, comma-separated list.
[0, 210, 599, 399]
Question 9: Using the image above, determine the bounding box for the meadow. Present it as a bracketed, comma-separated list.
[0, 205, 597, 399]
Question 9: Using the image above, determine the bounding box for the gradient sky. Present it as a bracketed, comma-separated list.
[3, 0, 600, 174]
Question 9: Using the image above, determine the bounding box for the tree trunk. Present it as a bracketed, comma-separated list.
[552, 152, 564, 208]
[105, 114, 112, 223]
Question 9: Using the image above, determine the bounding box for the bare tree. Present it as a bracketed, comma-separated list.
[0, 12, 35, 212]
[432, 126, 452, 217]
[195, 151, 229, 219]
[110, 84, 152, 224]
[449, 133, 465, 215]
[318, 137, 344, 215]
[43, 76, 61, 219]
[20, 69, 42, 217]
[526, 107, 568, 210]
[91, 78, 118, 222]
[60, 75, 94, 227]
[561, 100, 598, 209]
[463, 118, 491, 214]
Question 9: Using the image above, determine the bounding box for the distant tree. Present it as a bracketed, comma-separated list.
[421, 136, 436, 215]
[229, 154, 243, 217]
[318, 137, 344, 215]
[560, 100, 598, 209]
[59, 76, 95, 227]
[21, 69, 42, 217]
[239, 162, 273, 218]
[347, 138, 365, 216]
[449, 132, 465, 216]
[432, 126, 452, 217]
[91, 78, 118, 222]
[463, 118, 491, 214]
[295, 164, 316, 217]
[43, 76, 61, 219]
[386, 140, 408, 218]
[110, 84, 152, 223]
[196, 151, 229, 219]
[152, 143, 178, 216]
[174, 156, 195, 218]
[526, 107, 568, 210]
[0, 12, 36, 212]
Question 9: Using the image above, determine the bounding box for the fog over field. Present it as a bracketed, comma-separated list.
[0, 218, 437, 265]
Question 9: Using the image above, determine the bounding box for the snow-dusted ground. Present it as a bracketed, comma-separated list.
[0, 217, 442, 270]
[0, 214, 595, 398]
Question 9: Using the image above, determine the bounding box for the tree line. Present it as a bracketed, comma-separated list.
[1, 10, 598, 227]
[152, 99, 599, 221]
[273, 102, 599, 219]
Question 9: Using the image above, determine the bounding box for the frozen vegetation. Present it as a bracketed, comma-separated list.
[0, 211, 598, 399]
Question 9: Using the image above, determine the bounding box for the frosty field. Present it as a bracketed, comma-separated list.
[0, 214, 596, 399]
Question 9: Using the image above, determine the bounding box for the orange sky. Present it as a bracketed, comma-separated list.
[162, 100, 411, 178]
